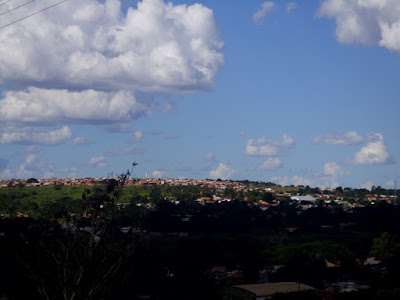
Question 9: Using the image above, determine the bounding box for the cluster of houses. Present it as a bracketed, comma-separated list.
[205, 258, 389, 296]
[1, 177, 397, 207]
[1, 177, 247, 190]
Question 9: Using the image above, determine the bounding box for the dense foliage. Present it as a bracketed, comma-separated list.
[0, 180, 399, 299]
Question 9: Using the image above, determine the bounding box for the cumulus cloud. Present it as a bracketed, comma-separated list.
[1, 153, 56, 179]
[0, 88, 152, 125]
[0, 126, 72, 145]
[0, 0, 225, 160]
[313, 131, 365, 145]
[286, 2, 297, 14]
[245, 134, 295, 157]
[89, 155, 107, 168]
[270, 175, 313, 187]
[0, 0, 224, 92]
[324, 162, 344, 177]
[209, 163, 237, 180]
[318, 0, 400, 53]
[352, 133, 391, 165]
[258, 158, 283, 171]
[152, 170, 167, 178]
[253, 1, 275, 25]
[313, 131, 392, 165]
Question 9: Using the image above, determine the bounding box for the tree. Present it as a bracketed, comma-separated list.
[24, 163, 141, 300]
[262, 192, 274, 203]
[335, 186, 343, 195]
[27, 178, 39, 184]
[16, 182, 25, 188]
[370, 232, 396, 257]
[149, 185, 162, 205]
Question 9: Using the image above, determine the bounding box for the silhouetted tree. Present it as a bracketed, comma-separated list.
[370, 232, 396, 257]
[25, 163, 141, 300]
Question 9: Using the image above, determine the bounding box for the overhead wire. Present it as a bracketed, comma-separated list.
[0, 0, 68, 30]
[0, 0, 35, 17]
[0, 0, 15, 7]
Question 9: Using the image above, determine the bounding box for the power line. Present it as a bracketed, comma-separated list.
[0, 0, 15, 8]
[0, 0, 68, 30]
[0, 0, 35, 17]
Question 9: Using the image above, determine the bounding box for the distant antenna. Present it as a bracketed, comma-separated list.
[394, 180, 398, 206]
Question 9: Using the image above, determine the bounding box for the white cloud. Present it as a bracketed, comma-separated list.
[209, 163, 237, 180]
[25, 154, 37, 166]
[270, 175, 313, 187]
[246, 140, 279, 156]
[15, 164, 34, 179]
[379, 20, 400, 52]
[352, 133, 391, 165]
[72, 137, 88, 145]
[152, 170, 167, 178]
[0, 126, 72, 145]
[245, 134, 295, 157]
[253, 1, 276, 25]
[280, 134, 295, 147]
[258, 158, 283, 171]
[286, 2, 297, 14]
[0, 0, 224, 92]
[133, 130, 143, 142]
[89, 155, 107, 168]
[318, 0, 400, 53]
[0, 88, 152, 125]
[0, 0, 225, 155]
[313, 131, 392, 166]
[1, 153, 56, 179]
[324, 162, 344, 177]
[313, 131, 364, 145]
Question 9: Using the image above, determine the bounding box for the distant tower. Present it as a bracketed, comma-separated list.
[394, 180, 398, 206]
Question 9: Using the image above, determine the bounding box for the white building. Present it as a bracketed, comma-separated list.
[290, 195, 316, 203]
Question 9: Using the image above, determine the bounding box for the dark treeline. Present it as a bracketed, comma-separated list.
[0, 179, 400, 299]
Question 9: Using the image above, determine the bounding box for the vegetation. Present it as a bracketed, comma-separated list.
[0, 176, 399, 299]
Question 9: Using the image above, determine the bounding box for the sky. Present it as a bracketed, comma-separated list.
[0, 0, 399, 190]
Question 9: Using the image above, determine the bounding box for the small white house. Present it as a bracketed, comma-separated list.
[290, 196, 316, 203]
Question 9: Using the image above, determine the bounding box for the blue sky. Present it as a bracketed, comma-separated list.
[0, 0, 399, 189]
